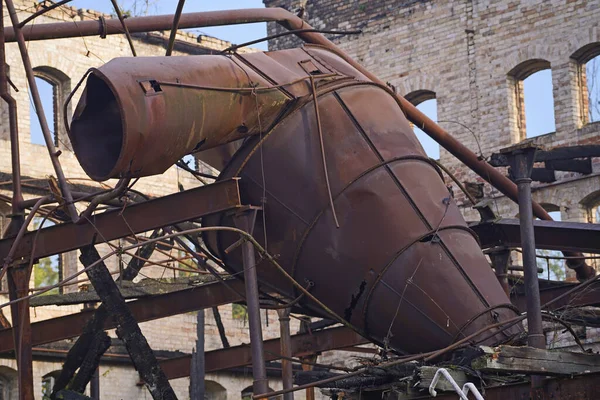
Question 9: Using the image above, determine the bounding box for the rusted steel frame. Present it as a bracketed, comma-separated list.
[0, 279, 245, 354]
[165, 0, 186, 56]
[277, 308, 294, 400]
[6, 264, 34, 400]
[4, 0, 78, 222]
[18, 0, 73, 28]
[0, 178, 241, 262]
[79, 244, 176, 399]
[472, 218, 600, 254]
[160, 326, 367, 379]
[511, 279, 600, 313]
[109, 0, 137, 56]
[233, 209, 269, 396]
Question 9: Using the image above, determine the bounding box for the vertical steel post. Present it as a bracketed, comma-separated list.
[501, 144, 545, 390]
[6, 261, 34, 400]
[190, 310, 205, 400]
[90, 368, 100, 399]
[277, 308, 294, 400]
[233, 209, 269, 396]
[489, 248, 511, 296]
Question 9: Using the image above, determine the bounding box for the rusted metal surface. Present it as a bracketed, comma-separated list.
[277, 308, 294, 400]
[69, 56, 292, 180]
[502, 145, 545, 352]
[6, 264, 34, 400]
[511, 279, 600, 312]
[0, 279, 244, 354]
[472, 218, 600, 253]
[233, 209, 269, 395]
[201, 47, 521, 354]
[160, 326, 367, 379]
[0, 178, 241, 262]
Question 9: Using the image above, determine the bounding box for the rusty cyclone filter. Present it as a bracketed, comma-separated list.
[202, 46, 522, 354]
[69, 45, 521, 354]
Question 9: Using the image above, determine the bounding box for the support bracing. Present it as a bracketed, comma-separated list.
[80, 244, 177, 400]
[232, 209, 269, 396]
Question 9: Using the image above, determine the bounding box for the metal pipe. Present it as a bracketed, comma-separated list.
[0, 0, 23, 215]
[507, 146, 545, 391]
[166, 0, 186, 56]
[277, 308, 294, 400]
[90, 368, 100, 399]
[4, 0, 78, 222]
[109, 0, 137, 56]
[233, 209, 269, 396]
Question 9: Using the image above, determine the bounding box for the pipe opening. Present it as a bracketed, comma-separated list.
[70, 74, 123, 181]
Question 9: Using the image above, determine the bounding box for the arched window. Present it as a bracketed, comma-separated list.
[508, 59, 556, 140]
[30, 66, 71, 150]
[32, 217, 62, 295]
[205, 380, 227, 400]
[0, 366, 17, 400]
[572, 43, 600, 125]
[405, 90, 440, 159]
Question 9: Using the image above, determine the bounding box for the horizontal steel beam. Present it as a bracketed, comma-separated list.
[0, 178, 241, 262]
[160, 326, 368, 379]
[472, 219, 600, 253]
[511, 280, 600, 312]
[0, 279, 244, 353]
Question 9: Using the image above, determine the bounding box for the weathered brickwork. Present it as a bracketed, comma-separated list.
[0, 2, 308, 399]
[264, 0, 600, 278]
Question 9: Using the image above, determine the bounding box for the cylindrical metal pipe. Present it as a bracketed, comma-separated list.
[516, 177, 544, 350]
[90, 368, 100, 399]
[277, 308, 294, 400]
[234, 211, 269, 396]
[0, 0, 23, 215]
[69, 56, 291, 180]
[4, 0, 78, 221]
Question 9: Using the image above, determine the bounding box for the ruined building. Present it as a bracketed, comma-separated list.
[0, 0, 600, 398]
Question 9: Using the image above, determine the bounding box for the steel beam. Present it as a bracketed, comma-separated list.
[0, 178, 241, 262]
[0, 279, 244, 353]
[472, 218, 600, 254]
[511, 280, 600, 313]
[160, 326, 368, 380]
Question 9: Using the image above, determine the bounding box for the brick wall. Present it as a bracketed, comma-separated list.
[264, 0, 600, 252]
